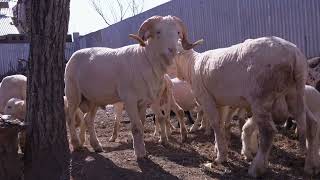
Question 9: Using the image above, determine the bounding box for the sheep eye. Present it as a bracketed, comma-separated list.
[156, 31, 160, 35]
[7, 106, 11, 109]
[178, 31, 180, 35]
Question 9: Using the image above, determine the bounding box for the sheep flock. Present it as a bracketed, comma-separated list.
[1, 15, 319, 179]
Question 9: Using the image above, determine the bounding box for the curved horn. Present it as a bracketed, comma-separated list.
[138, 16, 163, 41]
[173, 16, 203, 50]
[129, 34, 146, 47]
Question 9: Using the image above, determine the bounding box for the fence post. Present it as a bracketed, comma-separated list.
[0, 116, 27, 180]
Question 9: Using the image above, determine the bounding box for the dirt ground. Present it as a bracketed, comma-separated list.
[70, 106, 320, 180]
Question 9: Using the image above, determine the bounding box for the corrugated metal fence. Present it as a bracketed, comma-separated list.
[0, 42, 76, 75]
[79, 0, 320, 57]
[1, 0, 319, 75]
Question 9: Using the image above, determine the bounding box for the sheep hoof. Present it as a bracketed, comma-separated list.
[214, 155, 227, 163]
[109, 136, 117, 142]
[189, 125, 199, 133]
[241, 149, 253, 161]
[159, 138, 169, 146]
[134, 146, 147, 159]
[91, 141, 103, 153]
[94, 147, 104, 153]
[248, 159, 267, 178]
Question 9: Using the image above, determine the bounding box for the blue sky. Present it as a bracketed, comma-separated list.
[68, 0, 170, 35]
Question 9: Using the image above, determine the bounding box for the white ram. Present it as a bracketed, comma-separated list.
[64, 15, 201, 158]
[174, 36, 319, 177]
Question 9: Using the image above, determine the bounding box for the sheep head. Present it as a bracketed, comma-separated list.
[4, 98, 26, 121]
[130, 16, 203, 49]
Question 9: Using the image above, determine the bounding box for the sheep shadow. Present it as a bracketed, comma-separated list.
[102, 141, 132, 153]
[145, 138, 211, 168]
[71, 149, 179, 180]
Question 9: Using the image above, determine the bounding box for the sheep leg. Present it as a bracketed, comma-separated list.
[151, 104, 169, 145]
[78, 111, 86, 146]
[248, 106, 276, 178]
[223, 106, 232, 149]
[153, 115, 160, 137]
[198, 94, 227, 163]
[138, 104, 147, 127]
[68, 106, 81, 151]
[84, 106, 103, 152]
[237, 108, 247, 131]
[18, 131, 26, 153]
[190, 110, 202, 132]
[304, 108, 320, 175]
[286, 90, 306, 152]
[171, 101, 188, 142]
[126, 101, 146, 158]
[110, 103, 124, 142]
[200, 112, 212, 135]
[241, 117, 258, 161]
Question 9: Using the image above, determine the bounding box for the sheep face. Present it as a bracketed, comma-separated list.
[130, 15, 202, 66]
[4, 98, 26, 120]
[143, 17, 184, 64]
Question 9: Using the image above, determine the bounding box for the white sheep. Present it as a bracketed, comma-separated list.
[167, 63, 210, 134]
[4, 98, 26, 120]
[0, 74, 26, 113]
[3, 96, 86, 153]
[64, 15, 201, 158]
[170, 77, 209, 133]
[3, 98, 26, 153]
[242, 85, 320, 166]
[110, 74, 187, 143]
[174, 36, 319, 177]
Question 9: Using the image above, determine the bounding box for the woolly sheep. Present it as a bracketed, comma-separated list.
[4, 96, 85, 153]
[242, 85, 320, 166]
[0, 74, 26, 113]
[64, 15, 201, 158]
[110, 74, 187, 144]
[174, 36, 318, 177]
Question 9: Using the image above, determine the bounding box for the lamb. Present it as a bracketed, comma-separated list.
[168, 63, 209, 134]
[0, 74, 27, 113]
[242, 85, 320, 164]
[3, 96, 86, 153]
[170, 77, 206, 131]
[4, 98, 26, 120]
[174, 36, 319, 177]
[64, 15, 201, 158]
[109, 74, 187, 143]
[3, 98, 27, 153]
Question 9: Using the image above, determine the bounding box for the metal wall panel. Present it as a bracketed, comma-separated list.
[78, 0, 319, 57]
[0, 42, 76, 75]
[1, 0, 319, 75]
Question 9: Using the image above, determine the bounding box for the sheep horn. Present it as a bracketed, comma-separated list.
[129, 34, 146, 47]
[173, 16, 203, 50]
[138, 15, 163, 41]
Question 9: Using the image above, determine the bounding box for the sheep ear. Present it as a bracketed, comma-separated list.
[129, 34, 146, 47]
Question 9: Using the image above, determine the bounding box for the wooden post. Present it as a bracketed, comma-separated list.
[0, 116, 27, 180]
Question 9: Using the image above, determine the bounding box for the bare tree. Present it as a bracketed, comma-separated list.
[90, 0, 144, 26]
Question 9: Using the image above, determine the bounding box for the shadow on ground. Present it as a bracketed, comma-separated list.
[71, 149, 179, 180]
